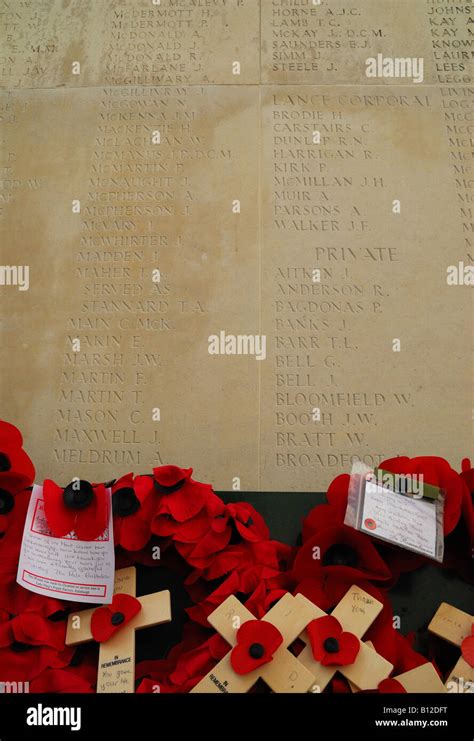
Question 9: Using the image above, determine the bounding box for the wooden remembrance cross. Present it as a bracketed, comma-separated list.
[296, 585, 394, 691]
[349, 643, 447, 693]
[66, 567, 171, 693]
[385, 663, 447, 693]
[191, 593, 319, 693]
[428, 602, 474, 693]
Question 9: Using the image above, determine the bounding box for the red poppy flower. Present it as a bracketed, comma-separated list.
[136, 661, 178, 693]
[185, 541, 291, 601]
[153, 490, 221, 540]
[0, 487, 31, 555]
[0, 487, 29, 539]
[30, 667, 94, 693]
[298, 574, 428, 673]
[303, 477, 420, 575]
[391, 633, 429, 675]
[171, 498, 272, 570]
[171, 492, 232, 563]
[226, 503, 270, 543]
[0, 420, 35, 493]
[187, 555, 288, 627]
[379, 456, 465, 536]
[0, 611, 73, 683]
[136, 676, 178, 694]
[169, 632, 230, 691]
[307, 615, 360, 667]
[244, 585, 288, 620]
[460, 458, 474, 495]
[231, 619, 283, 675]
[10, 612, 67, 651]
[136, 466, 211, 528]
[293, 527, 392, 585]
[303, 474, 349, 542]
[332, 676, 352, 693]
[43, 479, 108, 540]
[378, 677, 406, 693]
[295, 574, 384, 613]
[435, 462, 472, 581]
[0, 578, 63, 618]
[457, 460, 474, 546]
[238, 560, 289, 596]
[91, 594, 142, 643]
[0, 642, 73, 683]
[136, 623, 230, 693]
[306, 457, 471, 576]
[30, 647, 99, 693]
[293, 574, 400, 667]
[461, 625, 474, 668]
[186, 571, 241, 625]
[238, 541, 292, 586]
[352, 456, 467, 539]
[112, 473, 156, 551]
[184, 543, 249, 581]
[154, 465, 193, 492]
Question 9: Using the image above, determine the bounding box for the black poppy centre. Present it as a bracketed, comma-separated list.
[113, 487, 140, 518]
[249, 642, 265, 659]
[154, 478, 186, 494]
[11, 641, 34, 653]
[323, 637, 340, 654]
[63, 481, 94, 510]
[322, 543, 358, 568]
[0, 453, 11, 472]
[0, 488, 14, 515]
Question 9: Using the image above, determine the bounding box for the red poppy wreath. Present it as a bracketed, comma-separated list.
[0, 418, 472, 694]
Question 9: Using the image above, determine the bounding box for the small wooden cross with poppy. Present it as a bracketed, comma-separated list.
[349, 643, 446, 693]
[378, 662, 447, 693]
[191, 593, 318, 693]
[65, 566, 171, 693]
[296, 585, 393, 691]
[428, 602, 474, 693]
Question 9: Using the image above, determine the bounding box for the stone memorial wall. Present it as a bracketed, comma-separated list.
[1, 0, 472, 490]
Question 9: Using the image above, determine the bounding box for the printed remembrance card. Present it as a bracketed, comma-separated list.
[16, 485, 115, 604]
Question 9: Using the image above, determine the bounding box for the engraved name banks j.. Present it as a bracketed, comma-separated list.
[208, 331, 266, 361]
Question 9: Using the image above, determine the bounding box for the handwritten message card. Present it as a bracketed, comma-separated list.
[17, 485, 115, 603]
[360, 481, 440, 560]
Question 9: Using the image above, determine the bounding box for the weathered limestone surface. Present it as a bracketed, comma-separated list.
[1, 1, 471, 489]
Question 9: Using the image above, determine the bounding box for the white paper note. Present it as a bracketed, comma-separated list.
[17, 485, 115, 603]
[360, 481, 439, 559]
